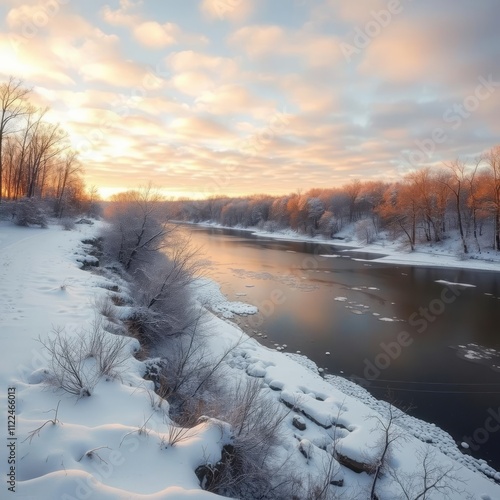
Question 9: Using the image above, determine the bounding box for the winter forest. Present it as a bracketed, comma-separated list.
[170, 147, 500, 255]
[0, 77, 98, 219]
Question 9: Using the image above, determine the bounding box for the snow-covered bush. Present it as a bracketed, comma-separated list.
[39, 320, 128, 397]
[0, 200, 16, 220]
[101, 187, 203, 347]
[102, 186, 173, 271]
[355, 218, 377, 244]
[59, 216, 75, 231]
[13, 198, 47, 227]
[204, 378, 295, 499]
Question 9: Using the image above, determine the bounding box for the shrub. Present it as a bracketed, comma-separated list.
[39, 319, 128, 397]
[13, 198, 48, 228]
[355, 218, 377, 245]
[202, 378, 293, 499]
[60, 217, 76, 231]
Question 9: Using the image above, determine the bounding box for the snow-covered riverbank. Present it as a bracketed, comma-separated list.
[1, 220, 499, 499]
[186, 221, 500, 273]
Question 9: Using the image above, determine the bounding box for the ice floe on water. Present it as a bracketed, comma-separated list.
[192, 278, 258, 318]
[435, 279, 477, 287]
[451, 343, 500, 371]
[319, 254, 340, 258]
[334, 296, 348, 302]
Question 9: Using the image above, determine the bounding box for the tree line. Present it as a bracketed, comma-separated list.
[169, 146, 500, 254]
[0, 77, 95, 218]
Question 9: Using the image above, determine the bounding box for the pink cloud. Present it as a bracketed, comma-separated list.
[229, 25, 343, 67]
[133, 21, 180, 48]
[167, 50, 239, 79]
[100, 0, 142, 27]
[200, 0, 256, 23]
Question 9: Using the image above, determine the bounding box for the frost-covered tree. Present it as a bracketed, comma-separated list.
[105, 185, 174, 271]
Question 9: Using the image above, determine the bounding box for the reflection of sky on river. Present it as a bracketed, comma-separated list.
[183, 225, 500, 469]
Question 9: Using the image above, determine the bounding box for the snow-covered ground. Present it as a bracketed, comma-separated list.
[189, 221, 500, 273]
[1, 220, 500, 499]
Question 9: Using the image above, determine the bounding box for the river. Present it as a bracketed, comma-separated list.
[183, 224, 500, 471]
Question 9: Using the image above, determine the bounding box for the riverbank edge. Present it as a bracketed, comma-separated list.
[202, 275, 500, 484]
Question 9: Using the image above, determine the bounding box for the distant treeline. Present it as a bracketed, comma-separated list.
[168, 146, 500, 254]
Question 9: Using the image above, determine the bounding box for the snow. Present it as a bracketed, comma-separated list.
[435, 279, 477, 287]
[0, 221, 231, 499]
[191, 278, 258, 318]
[1, 219, 500, 499]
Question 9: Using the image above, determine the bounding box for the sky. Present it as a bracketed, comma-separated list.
[0, 0, 499, 199]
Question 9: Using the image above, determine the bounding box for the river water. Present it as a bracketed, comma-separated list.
[184, 224, 500, 470]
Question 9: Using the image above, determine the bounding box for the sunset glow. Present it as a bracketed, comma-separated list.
[1, 0, 499, 198]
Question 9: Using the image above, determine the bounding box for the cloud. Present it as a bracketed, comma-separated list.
[167, 50, 239, 79]
[332, 0, 397, 24]
[1, 3, 149, 89]
[169, 115, 234, 141]
[195, 84, 272, 116]
[100, 0, 142, 27]
[132, 21, 180, 48]
[229, 25, 343, 68]
[200, 0, 255, 23]
[279, 74, 340, 114]
[357, 22, 440, 85]
[79, 60, 147, 88]
[102, 3, 207, 49]
[171, 71, 215, 97]
[0, 34, 76, 86]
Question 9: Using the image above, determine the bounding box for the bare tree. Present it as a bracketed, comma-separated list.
[25, 119, 68, 198]
[105, 185, 175, 270]
[482, 145, 500, 250]
[466, 157, 483, 252]
[389, 445, 464, 500]
[441, 159, 469, 254]
[0, 77, 31, 203]
[378, 183, 419, 251]
[367, 402, 409, 500]
[54, 149, 81, 217]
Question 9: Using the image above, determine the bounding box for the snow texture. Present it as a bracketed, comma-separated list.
[1, 220, 499, 499]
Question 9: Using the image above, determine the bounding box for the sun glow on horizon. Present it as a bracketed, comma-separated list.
[98, 186, 210, 201]
[0, 1, 499, 196]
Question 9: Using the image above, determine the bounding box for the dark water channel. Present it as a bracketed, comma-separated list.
[185, 225, 500, 470]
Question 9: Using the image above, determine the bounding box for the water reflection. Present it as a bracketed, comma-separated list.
[183, 225, 500, 469]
